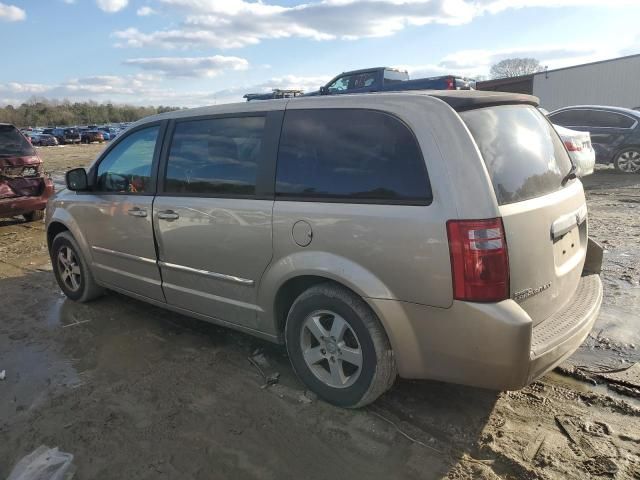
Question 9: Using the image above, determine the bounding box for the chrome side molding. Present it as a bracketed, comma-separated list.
[91, 246, 157, 265]
[158, 261, 255, 286]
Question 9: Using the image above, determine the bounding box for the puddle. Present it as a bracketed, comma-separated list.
[569, 289, 640, 370]
[0, 338, 80, 420]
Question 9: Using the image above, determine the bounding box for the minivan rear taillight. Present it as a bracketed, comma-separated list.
[446, 218, 509, 302]
[445, 77, 454, 90]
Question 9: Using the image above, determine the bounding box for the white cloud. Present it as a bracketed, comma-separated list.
[0, 82, 50, 94]
[96, 0, 128, 13]
[137, 6, 156, 16]
[0, 2, 26, 21]
[114, 0, 476, 49]
[112, 0, 638, 50]
[124, 55, 249, 77]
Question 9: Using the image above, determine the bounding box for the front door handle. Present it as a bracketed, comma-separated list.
[128, 207, 147, 218]
[158, 210, 180, 221]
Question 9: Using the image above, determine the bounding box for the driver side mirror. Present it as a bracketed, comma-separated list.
[319, 86, 329, 95]
[66, 168, 88, 191]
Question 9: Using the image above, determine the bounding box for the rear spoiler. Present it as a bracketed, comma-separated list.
[424, 91, 539, 111]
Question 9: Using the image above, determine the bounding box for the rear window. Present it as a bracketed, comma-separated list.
[0, 125, 35, 157]
[461, 105, 572, 205]
[276, 109, 431, 204]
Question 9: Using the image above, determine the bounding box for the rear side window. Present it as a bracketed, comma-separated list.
[276, 109, 431, 204]
[461, 105, 572, 205]
[0, 125, 35, 157]
[165, 116, 265, 196]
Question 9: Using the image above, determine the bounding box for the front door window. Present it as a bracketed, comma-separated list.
[96, 126, 159, 194]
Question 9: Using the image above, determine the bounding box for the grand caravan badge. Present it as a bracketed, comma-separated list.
[513, 283, 551, 301]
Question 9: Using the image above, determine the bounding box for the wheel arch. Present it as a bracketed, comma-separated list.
[46, 210, 93, 263]
[259, 251, 396, 340]
[611, 143, 640, 163]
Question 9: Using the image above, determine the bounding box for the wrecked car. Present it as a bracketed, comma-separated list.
[0, 124, 54, 221]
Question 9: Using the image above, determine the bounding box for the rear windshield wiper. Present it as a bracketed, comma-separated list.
[561, 163, 577, 186]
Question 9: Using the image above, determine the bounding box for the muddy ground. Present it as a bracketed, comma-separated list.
[0, 144, 639, 479]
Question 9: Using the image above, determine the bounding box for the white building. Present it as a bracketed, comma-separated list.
[478, 54, 640, 111]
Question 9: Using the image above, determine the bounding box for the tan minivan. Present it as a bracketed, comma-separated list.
[46, 91, 603, 407]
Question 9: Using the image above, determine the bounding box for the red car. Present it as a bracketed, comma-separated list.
[0, 124, 54, 221]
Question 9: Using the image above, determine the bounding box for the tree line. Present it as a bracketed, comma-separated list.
[0, 98, 181, 127]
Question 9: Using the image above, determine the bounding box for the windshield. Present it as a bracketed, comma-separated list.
[461, 104, 572, 205]
[0, 125, 36, 157]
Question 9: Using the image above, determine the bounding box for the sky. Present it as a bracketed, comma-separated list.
[1, 0, 640, 107]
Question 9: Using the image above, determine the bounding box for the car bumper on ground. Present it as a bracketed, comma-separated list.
[368, 273, 603, 391]
[0, 177, 54, 217]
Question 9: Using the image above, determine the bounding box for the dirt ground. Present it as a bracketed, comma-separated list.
[0, 145, 639, 479]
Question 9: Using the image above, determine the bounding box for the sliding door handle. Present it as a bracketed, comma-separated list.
[158, 210, 180, 221]
[127, 208, 147, 218]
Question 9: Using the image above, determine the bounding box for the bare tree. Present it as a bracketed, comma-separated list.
[490, 58, 544, 79]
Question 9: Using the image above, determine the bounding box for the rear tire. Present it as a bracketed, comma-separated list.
[614, 148, 640, 173]
[285, 283, 396, 408]
[51, 232, 104, 302]
[24, 210, 45, 222]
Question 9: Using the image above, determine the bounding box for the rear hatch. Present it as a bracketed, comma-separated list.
[0, 124, 43, 198]
[461, 105, 587, 325]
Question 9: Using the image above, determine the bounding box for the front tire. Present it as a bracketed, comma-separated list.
[285, 283, 396, 408]
[51, 232, 104, 302]
[614, 148, 640, 173]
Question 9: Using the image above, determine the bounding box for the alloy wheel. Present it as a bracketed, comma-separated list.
[617, 150, 640, 173]
[57, 246, 81, 292]
[300, 310, 363, 389]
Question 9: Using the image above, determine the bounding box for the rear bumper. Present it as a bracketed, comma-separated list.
[368, 274, 602, 390]
[0, 177, 54, 217]
[527, 274, 602, 383]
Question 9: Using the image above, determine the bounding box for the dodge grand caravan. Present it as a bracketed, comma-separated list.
[46, 91, 603, 407]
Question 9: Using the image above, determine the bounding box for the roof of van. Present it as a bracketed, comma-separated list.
[137, 90, 539, 125]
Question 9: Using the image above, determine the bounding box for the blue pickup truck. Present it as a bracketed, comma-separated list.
[308, 67, 476, 96]
[244, 67, 476, 101]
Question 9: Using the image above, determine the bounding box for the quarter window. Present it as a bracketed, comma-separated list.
[164, 116, 265, 196]
[588, 110, 635, 128]
[96, 126, 159, 194]
[276, 109, 431, 203]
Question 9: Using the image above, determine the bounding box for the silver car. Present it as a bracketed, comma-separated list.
[46, 91, 603, 407]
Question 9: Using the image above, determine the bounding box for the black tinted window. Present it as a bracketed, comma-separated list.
[96, 126, 159, 193]
[276, 109, 431, 203]
[165, 116, 265, 196]
[0, 125, 35, 157]
[589, 110, 635, 128]
[462, 105, 572, 205]
[548, 109, 589, 126]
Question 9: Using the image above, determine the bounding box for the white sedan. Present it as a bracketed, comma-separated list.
[540, 108, 595, 177]
[553, 125, 595, 177]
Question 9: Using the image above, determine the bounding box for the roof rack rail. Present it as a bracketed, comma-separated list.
[243, 89, 304, 101]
